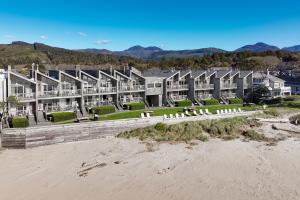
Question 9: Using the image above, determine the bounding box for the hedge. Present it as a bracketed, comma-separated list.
[287, 100, 300, 108]
[284, 95, 300, 102]
[126, 102, 145, 110]
[203, 99, 220, 105]
[229, 98, 243, 104]
[12, 117, 29, 128]
[51, 112, 76, 122]
[94, 105, 116, 115]
[175, 100, 192, 107]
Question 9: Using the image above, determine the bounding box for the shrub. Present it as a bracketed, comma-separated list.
[174, 100, 193, 107]
[51, 112, 76, 122]
[284, 95, 300, 102]
[287, 100, 300, 109]
[263, 108, 280, 117]
[154, 122, 168, 131]
[242, 130, 266, 141]
[289, 114, 300, 125]
[94, 105, 115, 115]
[229, 98, 243, 104]
[12, 117, 29, 128]
[126, 102, 145, 110]
[203, 99, 219, 105]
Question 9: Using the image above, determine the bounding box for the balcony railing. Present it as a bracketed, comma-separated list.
[83, 88, 98, 94]
[222, 93, 237, 99]
[196, 94, 213, 99]
[13, 93, 36, 100]
[85, 100, 114, 107]
[120, 97, 143, 103]
[243, 82, 252, 88]
[61, 89, 81, 96]
[167, 84, 189, 90]
[195, 84, 214, 90]
[118, 85, 145, 92]
[38, 90, 59, 97]
[170, 95, 188, 101]
[44, 105, 76, 112]
[99, 87, 117, 93]
[222, 83, 237, 88]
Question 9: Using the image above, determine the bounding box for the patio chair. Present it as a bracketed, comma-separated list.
[140, 113, 145, 119]
[205, 109, 211, 115]
[185, 110, 191, 116]
[199, 109, 204, 115]
[163, 114, 168, 120]
[233, 108, 237, 113]
[175, 113, 180, 118]
[146, 112, 151, 118]
[170, 114, 174, 119]
[216, 110, 220, 115]
[238, 108, 243, 112]
[224, 109, 228, 114]
[228, 109, 232, 113]
[181, 113, 185, 118]
[220, 110, 224, 114]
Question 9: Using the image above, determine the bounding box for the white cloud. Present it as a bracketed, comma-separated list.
[78, 32, 87, 37]
[95, 39, 111, 45]
[3, 34, 15, 38]
[40, 35, 47, 39]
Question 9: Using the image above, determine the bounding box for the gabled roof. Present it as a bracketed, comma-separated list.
[239, 71, 253, 78]
[80, 70, 99, 81]
[114, 70, 132, 80]
[9, 71, 36, 84]
[216, 70, 232, 78]
[142, 69, 179, 78]
[37, 71, 60, 83]
[99, 70, 117, 81]
[179, 70, 191, 78]
[60, 71, 83, 82]
[253, 72, 285, 82]
[191, 70, 206, 78]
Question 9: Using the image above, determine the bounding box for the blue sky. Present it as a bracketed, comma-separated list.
[1, 0, 300, 51]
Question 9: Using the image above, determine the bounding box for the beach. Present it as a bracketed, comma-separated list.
[1, 128, 300, 200]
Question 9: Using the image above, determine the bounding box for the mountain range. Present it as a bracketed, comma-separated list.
[77, 42, 300, 60]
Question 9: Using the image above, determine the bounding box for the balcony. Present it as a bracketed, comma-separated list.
[38, 90, 59, 98]
[118, 85, 145, 92]
[83, 88, 99, 95]
[61, 89, 81, 96]
[195, 84, 214, 90]
[196, 94, 213, 99]
[221, 93, 237, 99]
[120, 96, 143, 103]
[222, 83, 237, 89]
[44, 104, 76, 112]
[13, 92, 36, 101]
[167, 84, 189, 90]
[170, 95, 188, 101]
[99, 87, 117, 93]
[243, 82, 252, 89]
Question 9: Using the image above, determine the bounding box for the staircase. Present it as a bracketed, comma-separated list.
[220, 96, 229, 105]
[144, 99, 150, 108]
[116, 102, 123, 111]
[194, 98, 203, 106]
[167, 97, 175, 107]
[28, 115, 37, 127]
[36, 111, 51, 126]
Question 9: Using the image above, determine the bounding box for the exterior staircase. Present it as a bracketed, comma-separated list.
[194, 98, 203, 106]
[167, 97, 175, 107]
[36, 111, 52, 126]
[144, 99, 150, 108]
[220, 96, 229, 105]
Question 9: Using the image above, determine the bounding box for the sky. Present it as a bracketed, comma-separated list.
[1, 0, 300, 51]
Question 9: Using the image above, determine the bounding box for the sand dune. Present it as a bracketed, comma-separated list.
[1, 134, 300, 200]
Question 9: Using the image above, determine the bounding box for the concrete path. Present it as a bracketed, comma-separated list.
[1, 111, 258, 148]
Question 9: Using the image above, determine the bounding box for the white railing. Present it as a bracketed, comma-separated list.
[281, 86, 291, 93]
[118, 85, 145, 92]
[99, 87, 117, 93]
[61, 89, 81, 96]
[120, 97, 143, 103]
[167, 84, 189, 90]
[195, 84, 214, 90]
[13, 92, 36, 100]
[197, 94, 213, 99]
[83, 88, 98, 94]
[44, 105, 76, 112]
[171, 95, 188, 101]
[222, 83, 237, 88]
[39, 90, 59, 97]
[222, 93, 237, 99]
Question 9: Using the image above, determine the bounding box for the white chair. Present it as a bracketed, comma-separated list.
[163, 114, 168, 120]
[199, 109, 204, 115]
[205, 109, 211, 115]
[140, 113, 145, 118]
[170, 114, 174, 119]
[220, 110, 224, 114]
[185, 110, 191, 116]
[238, 108, 243, 112]
[228, 109, 232, 113]
[233, 108, 237, 113]
[216, 110, 220, 115]
[146, 112, 151, 118]
[181, 113, 185, 118]
[175, 113, 180, 118]
[193, 110, 198, 116]
[224, 109, 228, 114]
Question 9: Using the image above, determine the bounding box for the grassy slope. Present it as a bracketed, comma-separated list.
[99, 104, 258, 121]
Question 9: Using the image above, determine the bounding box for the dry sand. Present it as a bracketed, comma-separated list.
[1, 132, 300, 200]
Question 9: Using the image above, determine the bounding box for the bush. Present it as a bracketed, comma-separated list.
[94, 105, 115, 115]
[242, 130, 266, 141]
[51, 112, 76, 122]
[229, 98, 243, 104]
[12, 117, 29, 128]
[154, 122, 168, 131]
[289, 114, 300, 125]
[287, 100, 300, 108]
[203, 99, 219, 105]
[126, 102, 145, 110]
[175, 100, 192, 107]
[284, 95, 300, 102]
[263, 108, 280, 117]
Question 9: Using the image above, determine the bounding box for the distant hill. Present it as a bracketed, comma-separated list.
[282, 45, 300, 52]
[235, 42, 280, 52]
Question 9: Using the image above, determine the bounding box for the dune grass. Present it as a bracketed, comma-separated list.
[118, 117, 261, 142]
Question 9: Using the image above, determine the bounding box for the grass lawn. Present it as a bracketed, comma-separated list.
[99, 104, 259, 121]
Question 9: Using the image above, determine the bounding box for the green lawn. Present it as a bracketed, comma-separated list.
[99, 104, 259, 121]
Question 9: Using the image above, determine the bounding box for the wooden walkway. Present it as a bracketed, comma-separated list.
[1, 111, 258, 148]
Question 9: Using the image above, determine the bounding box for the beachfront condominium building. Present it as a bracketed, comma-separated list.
[253, 71, 291, 98]
[0, 65, 254, 124]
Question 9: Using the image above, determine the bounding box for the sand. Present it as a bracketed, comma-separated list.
[1, 115, 300, 200]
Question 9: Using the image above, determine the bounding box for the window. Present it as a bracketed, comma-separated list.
[147, 83, 154, 88]
[155, 83, 162, 88]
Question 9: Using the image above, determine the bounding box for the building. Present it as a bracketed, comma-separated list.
[0, 65, 254, 125]
[253, 71, 291, 98]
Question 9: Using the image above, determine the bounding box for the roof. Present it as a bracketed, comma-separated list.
[216, 70, 231, 78]
[239, 71, 253, 78]
[253, 72, 285, 82]
[191, 70, 206, 78]
[142, 69, 179, 78]
[179, 70, 191, 78]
